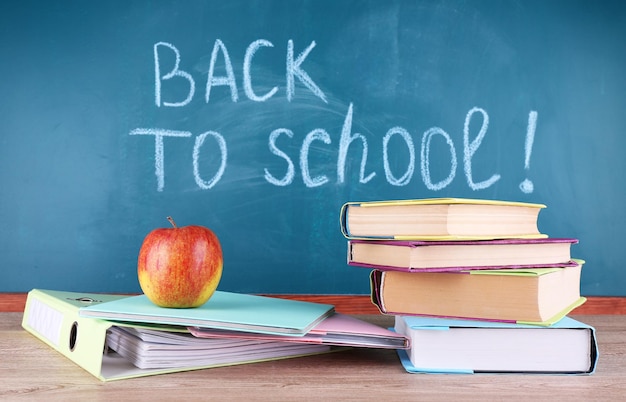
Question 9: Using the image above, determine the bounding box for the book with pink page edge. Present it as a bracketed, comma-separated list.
[189, 313, 409, 349]
[348, 238, 578, 272]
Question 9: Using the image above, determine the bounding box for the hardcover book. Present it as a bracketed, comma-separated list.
[340, 198, 547, 240]
[348, 238, 578, 272]
[394, 315, 598, 374]
[370, 261, 586, 325]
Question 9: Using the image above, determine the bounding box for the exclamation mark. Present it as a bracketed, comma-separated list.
[519, 111, 537, 194]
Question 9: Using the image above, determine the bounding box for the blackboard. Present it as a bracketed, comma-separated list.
[2, 0, 625, 296]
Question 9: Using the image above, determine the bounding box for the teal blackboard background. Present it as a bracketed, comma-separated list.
[1, 0, 625, 295]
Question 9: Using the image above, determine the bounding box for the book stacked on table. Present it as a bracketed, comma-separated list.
[340, 198, 598, 374]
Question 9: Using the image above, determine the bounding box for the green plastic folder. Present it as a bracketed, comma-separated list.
[79, 291, 335, 336]
[22, 289, 335, 381]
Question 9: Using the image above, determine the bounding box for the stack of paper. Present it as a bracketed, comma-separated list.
[22, 288, 409, 381]
[105, 326, 332, 370]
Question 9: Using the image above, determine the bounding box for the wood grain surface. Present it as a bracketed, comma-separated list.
[1, 313, 624, 401]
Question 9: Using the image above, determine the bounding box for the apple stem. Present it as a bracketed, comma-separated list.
[167, 216, 177, 228]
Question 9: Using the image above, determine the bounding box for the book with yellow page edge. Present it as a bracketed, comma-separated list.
[370, 260, 586, 326]
[340, 198, 548, 240]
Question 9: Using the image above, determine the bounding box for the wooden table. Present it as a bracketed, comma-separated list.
[2, 313, 624, 401]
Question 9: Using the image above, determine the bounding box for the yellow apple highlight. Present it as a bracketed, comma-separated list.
[137, 217, 223, 308]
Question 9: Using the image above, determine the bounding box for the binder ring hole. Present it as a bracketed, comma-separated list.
[69, 321, 78, 351]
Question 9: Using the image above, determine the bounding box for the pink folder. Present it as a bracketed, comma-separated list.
[189, 313, 409, 349]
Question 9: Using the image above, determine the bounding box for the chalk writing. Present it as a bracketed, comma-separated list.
[520, 111, 538, 194]
[384, 127, 415, 186]
[153, 42, 195, 107]
[301, 129, 331, 187]
[129, 128, 192, 191]
[264, 129, 295, 186]
[244, 39, 278, 102]
[206, 39, 238, 103]
[153, 39, 325, 105]
[134, 39, 538, 194]
[421, 126, 456, 191]
[337, 103, 375, 184]
[287, 40, 327, 103]
[193, 131, 228, 190]
[464, 107, 500, 190]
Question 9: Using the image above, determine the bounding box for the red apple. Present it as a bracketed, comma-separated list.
[137, 217, 223, 308]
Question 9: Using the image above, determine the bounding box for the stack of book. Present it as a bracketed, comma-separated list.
[22, 288, 409, 381]
[340, 198, 599, 374]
